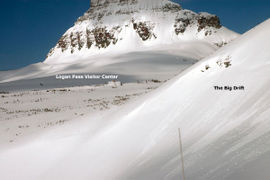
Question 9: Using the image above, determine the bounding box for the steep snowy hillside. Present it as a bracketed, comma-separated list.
[0, 18, 269, 180]
[45, 0, 238, 64]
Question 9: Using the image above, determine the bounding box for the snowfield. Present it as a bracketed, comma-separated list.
[0, 81, 162, 145]
[0, 41, 219, 85]
[0, 13, 269, 180]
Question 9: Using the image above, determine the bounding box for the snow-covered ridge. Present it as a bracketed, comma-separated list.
[45, 0, 238, 64]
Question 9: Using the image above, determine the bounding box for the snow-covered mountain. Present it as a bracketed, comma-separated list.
[0, 18, 269, 180]
[45, 0, 238, 64]
[0, 0, 239, 86]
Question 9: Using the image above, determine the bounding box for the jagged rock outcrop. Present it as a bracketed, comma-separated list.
[197, 13, 222, 31]
[45, 0, 238, 63]
[132, 20, 156, 41]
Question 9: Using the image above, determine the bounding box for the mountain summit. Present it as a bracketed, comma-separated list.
[44, 0, 238, 64]
[90, 0, 171, 8]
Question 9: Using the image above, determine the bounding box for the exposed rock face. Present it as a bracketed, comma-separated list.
[132, 20, 156, 41]
[174, 11, 222, 36]
[197, 13, 222, 32]
[57, 35, 68, 52]
[91, 0, 138, 7]
[53, 26, 120, 54]
[174, 17, 191, 35]
[92, 26, 119, 48]
[45, 0, 236, 62]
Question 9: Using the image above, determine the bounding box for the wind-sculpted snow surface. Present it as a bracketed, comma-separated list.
[44, 0, 238, 64]
[0, 19, 269, 180]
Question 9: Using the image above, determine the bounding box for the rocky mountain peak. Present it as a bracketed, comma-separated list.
[91, 0, 138, 7]
[90, 0, 169, 8]
[85, 0, 181, 19]
[45, 0, 238, 64]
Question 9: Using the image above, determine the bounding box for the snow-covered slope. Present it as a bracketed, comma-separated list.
[0, 18, 269, 180]
[0, 41, 217, 87]
[44, 0, 238, 64]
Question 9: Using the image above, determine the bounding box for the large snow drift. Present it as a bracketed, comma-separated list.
[0, 19, 269, 180]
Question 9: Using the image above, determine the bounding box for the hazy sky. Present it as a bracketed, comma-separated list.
[0, 0, 269, 70]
